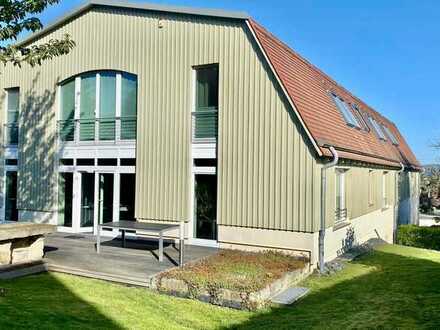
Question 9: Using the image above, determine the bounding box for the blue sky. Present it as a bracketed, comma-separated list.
[37, 0, 440, 164]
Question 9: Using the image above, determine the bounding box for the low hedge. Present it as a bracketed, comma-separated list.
[397, 225, 440, 251]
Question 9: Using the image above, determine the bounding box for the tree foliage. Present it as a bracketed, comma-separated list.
[0, 0, 75, 67]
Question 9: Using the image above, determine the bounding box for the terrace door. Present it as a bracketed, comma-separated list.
[5, 171, 18, 221]
[194, 174, 217, 240]
[80, 173, 94, 231]
[98, 173, 114, 225]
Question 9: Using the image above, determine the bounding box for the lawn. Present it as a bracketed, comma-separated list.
[0, 244, 439, 329]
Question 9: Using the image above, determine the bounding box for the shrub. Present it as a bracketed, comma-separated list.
[397, 225, 440, 251]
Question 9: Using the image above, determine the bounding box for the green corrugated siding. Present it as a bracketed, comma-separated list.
[0, 7, 321, 231]
[325, 165, 397, 227]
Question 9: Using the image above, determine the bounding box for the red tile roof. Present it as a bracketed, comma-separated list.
[248, 19, 420, 170]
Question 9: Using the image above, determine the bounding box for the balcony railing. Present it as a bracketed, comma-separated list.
[192, 107, 218, 142]
[4, 123, 19, 146]
[58, 116, 136, 143]
[335, 208, 347, 223]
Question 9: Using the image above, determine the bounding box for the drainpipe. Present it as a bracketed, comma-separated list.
[393, 162, 404, 243]
[319, 146, 339, 274]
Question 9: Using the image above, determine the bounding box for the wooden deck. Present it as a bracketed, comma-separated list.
[43, 232, 218, 287]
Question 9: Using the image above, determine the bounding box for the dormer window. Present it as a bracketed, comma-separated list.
[330, 93, 360, 128]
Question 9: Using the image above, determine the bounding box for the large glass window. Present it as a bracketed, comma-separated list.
[193, 65, 219, 140]
[121, 73, 137, 140]
[5, 88, 19, 145]
[60, 79, 75, 141]
[59, 71, 137, 142]
[80, 73, 96, 141]
[99, 72, 116, 140]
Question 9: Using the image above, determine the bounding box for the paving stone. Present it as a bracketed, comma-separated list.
[271, 287, 310, 305]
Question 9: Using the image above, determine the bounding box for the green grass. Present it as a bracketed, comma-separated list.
[1, 244, 440, 329]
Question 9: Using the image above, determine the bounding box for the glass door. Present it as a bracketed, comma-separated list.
[58, 172, 73, 227]
[98, 173, 114, 225]
[194, 174, 217, 240]
[80, 173, 94, 230]
[5, 171, 18, 221]
[119, 174, 135, 221]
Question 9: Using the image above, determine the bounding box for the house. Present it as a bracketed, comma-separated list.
[0, 0, 421, 268]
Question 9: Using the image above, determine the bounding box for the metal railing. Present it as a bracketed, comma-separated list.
[4, 123, 19, 146]
[58, 116, 136, 143]
[335, 208, 347, 222]
[192, 107, 218, 141]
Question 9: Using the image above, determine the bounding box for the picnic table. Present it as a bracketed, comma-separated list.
[96, 220, 184, 266]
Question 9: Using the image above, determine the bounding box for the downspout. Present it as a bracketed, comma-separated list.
[319, 146, 339, 274]
[393, 162, 405, 243]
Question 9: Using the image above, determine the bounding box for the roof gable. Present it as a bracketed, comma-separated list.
[248, 19, 420, 170]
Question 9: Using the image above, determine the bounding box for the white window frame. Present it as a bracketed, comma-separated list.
[59, 71, 136, 144]
[368, 170, 374, 206]
[335, 168, 347, 223]
[331, 93, 361, 128]
[382, 171, 389, 209]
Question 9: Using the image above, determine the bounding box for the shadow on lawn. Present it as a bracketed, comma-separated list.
[0, 273, 121, 329]
[228, 247, 440, 330]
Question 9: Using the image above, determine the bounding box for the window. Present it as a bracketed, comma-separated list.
[331, 93, 360, 128]
[368, 170, 374, 206]
[5, 159, 18, 166]
[351, 104, 370, 131]
[59, 71, 137, 142]
[335, 169, 347, 222]
[5, 88, 19, 145]
[79, 73, 96, 141]
[121, 73, 137, 140]
[60, 159, 74, 166]
[60, 79, 76, 141]
[194, 158, 217, 167]
[97, 158, 117, 166]
[120, 158, 136, 166]
[77, 158, 94, 166]
[382, 171, 389, 208]
[368, 116, 387, 140]
[193, 65, 219, 140]
[382, 125, 399, 145]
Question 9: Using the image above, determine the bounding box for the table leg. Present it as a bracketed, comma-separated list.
[97, 226, 101, 254]
[159, 231, 163, 262]
[122, 230, 126, 248]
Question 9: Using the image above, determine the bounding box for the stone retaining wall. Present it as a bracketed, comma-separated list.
[152, 264, 310, 310]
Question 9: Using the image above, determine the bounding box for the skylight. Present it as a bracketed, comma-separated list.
[368, 116, 387, 141]
[331, 94, 360, 128]
[351, 104, 370, 131]
[382, 125, 399, 145]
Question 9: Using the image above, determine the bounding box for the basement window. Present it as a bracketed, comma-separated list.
[330, 93, 360, 128]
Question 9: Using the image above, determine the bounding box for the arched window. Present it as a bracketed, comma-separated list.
[59, 71, 137, 142]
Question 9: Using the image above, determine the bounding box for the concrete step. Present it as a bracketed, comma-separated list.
[271, 287, 310, 305]
[0, 262, 48, 280]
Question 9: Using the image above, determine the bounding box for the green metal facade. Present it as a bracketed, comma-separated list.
[0, 6, 412, 232]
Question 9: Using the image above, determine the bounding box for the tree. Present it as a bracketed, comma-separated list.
[0, 0, 75, 68]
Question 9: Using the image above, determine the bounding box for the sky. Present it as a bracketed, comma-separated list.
[34, 0, 440, 164]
